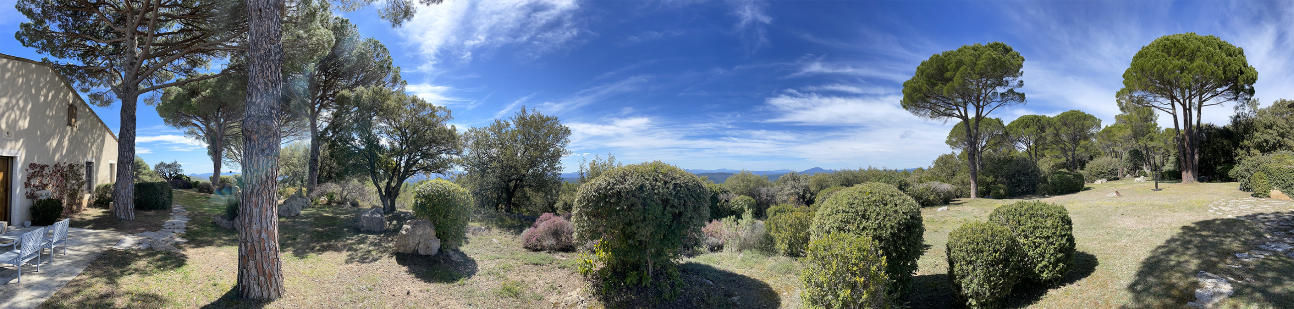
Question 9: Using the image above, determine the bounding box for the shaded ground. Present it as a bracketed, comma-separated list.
[67, 206, 170, 234]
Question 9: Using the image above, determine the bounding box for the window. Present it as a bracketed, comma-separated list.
[68, 103, 77, 127]
[86, 162, 94, 191]
[109, 163, 115, 182]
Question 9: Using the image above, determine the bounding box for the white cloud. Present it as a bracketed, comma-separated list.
[763, 91, 911, 126]
[136, 134, 205, 153]
[406, 83, 470, 106]
[495, 94, 535, 119]
[800, 84, 890, 95]
[788, 56, 910, 82]
[539, 76, 649, 114]
[728, 0, 772, 51]
[136, 147, 154, 154]
[399, 0, 585, 71]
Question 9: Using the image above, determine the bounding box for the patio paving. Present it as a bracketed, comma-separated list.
[0, 228, 126, 309]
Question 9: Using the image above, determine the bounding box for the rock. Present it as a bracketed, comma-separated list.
[1258, 242, 1292, 252]
[279, 194, 308, 217]
[358, 208, 386, 233]
[1107, 191, 1122, 198]
[1272, 190, 1292, 201]
[937, 206, 949, 212]
[447, 250, 465, 262]
[395, 219, 442, 256]
[212, 216, 236, 230]
[1188, 271, 1233, 308]
[1095, 179, 1107, 184]
[1135, 176, 1146, 182]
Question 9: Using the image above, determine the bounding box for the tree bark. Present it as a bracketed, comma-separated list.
[210, 131, 223, 184]
[306, 114, 320, 195]
[962, 118, 979, 199]
[237, 0, 285, 300]
[112, 89, 138, 220]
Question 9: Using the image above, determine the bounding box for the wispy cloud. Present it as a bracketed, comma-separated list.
[763, 90, 911, 126]
[406, 83, 473, 107]
[800, 83, 890, 95]
[728, 0, 772, 51]
[787, 55, 909, 82]
[399, 0, 586, 71]
[540, 76, 649, 114]
[620, 30, 684, 46]
[495, 94, 535, 118]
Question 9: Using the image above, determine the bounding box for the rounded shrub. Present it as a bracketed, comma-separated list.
[134, 182, 174, 210]
[810, 182, 924, 301]
[411, 179, 474, 249]
[572, 161, 710, 288]
[31, 198, 64, 226]
[946, 221, 1022, 309]
[92, 183, 114, 208]
[1252, 171, 1271, 198]
[196, 181, 214, 194]
[1084, 156, 1121, 181]
[905, 181, 955, 206]
[992, 156, 1042, 198]
[766, 206, 812, 257]
[1041, 171, 1084, 195]
[731, 195, 757, 218]
[800, 232, 890, 309]
[814, 186, 846, 206]
[987, 201, 1075, 284]
[522, 214, 575, 252]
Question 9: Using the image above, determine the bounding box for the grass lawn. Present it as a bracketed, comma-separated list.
[38, 181, 1294, 308]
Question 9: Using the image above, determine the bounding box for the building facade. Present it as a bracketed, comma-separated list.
[1, 53, 119, 225]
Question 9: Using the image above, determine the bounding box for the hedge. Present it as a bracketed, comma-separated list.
[947, 221, 1022, 309]
[1040, 171, 1083, 195]
[988, 201, 1075, 284]
[32, 198, 64, 226]
[134, 182, 173, 210]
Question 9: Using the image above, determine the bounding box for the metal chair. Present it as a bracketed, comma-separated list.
[0, 227, 48, 284]
[42, 219, 70, 263]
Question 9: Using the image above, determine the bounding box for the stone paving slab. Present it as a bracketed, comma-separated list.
[0, 228, 126, 309]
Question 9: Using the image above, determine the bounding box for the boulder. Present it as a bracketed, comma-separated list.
[212, 215, 237, 230]
[1107, 191, 1122, 198]
[1273, 190, 1293, 201]
[278, 194, 308, 217]
[1135, 176, 1147, 183]
[395, 219, 441, 256]
[1095, 179, 1107, 184]
[358, 208, 386, 233]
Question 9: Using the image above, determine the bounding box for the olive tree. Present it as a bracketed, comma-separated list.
[460, 108, 571, 214]
[902, 42, 1026, 198]
[1118, 33, 1258, 183]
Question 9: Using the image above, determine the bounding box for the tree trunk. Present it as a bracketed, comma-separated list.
[112, 90, 138, 220]
[306, 114, 320, 196]
[211, 132, 223, 184]
[1180, 106, 1197, 184]
[962, 118, 979, 199]
[237, 0, 285, 300]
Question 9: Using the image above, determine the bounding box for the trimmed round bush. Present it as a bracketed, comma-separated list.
[32, 198, 64, 226]
[906, 181, 955, 206]
[196, 181, 214, 194]
[800, 232, 890, 309]
[1252, 171, 1271, 198]
[411, 179, 474, 249]
[988, 201, 1075, 284]
[1041, 171, 1084, 195]
[766, 207, 812, 257]
[814, 186, 846, 206]
[947, 221, 1022, 309]
[522, 215, 575, 252]
[92, 183, 114, 208]
[993, 156, 1042, 198]
[134, 182, 173, 210]
[1085, 156, 1121, 181]
[810, 182, 924, 301]
[572, 161, 710, 287]
[731, 195, 757, 218]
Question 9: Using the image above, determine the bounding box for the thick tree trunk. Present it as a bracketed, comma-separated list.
[306, 115, 320, 195]
[112, 90, 138, 220]
[237, 0, 285, 300]
[1180, 105, 1198, 183]
[962, 118, 979, 199]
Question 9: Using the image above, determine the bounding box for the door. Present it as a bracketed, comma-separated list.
[0, 157, 9, 223]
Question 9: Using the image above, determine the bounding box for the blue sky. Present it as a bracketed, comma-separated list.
[3, 0, 1293, 174]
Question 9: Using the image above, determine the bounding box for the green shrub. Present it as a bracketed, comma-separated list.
[800, 232, 890, 309]
[411, 179, 474, 249]
[1252, 171, 1271, 198]
[731, 195, 757, 218]
[809, 182, 924, 301]
[991, 156, 1041, 198]
[766, 204, 800, 219]
[1040, 171, 1083, 195]
[767, 207, 812, 257]
[988, 201, 1075, 284]
[1231, 155, 1274, 191]
[1084, 156, 1121, 181]
[31, 198, 64, 226]
[905, 181, 955, 206]
[134, 182, 173, 210]
[947, 221, 1022, 309]
[572, 161, 710, 292]
[92, 183, 114, 208]
[1262, 165, 1294, 195]
[814, 186, 846, 206]
[725, 217, 773, 253]
[707, 183, 736, 220]
[223, 196, 240, 220]
[990, 184, 1009, 200]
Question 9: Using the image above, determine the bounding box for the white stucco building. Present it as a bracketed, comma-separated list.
[1, 53, 119, 225]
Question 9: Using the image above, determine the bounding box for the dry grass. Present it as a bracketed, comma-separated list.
[67, 205, 170, 234]
[38, 181, 1294, 308]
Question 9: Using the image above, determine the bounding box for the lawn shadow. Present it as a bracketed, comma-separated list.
[1122, 218, 1266, 308]
[473, 212, 538, 235]
[1004, 251, 1100, 308]
[590, 262, 782, 309]
[199, 287, 271, 309]
[908, 273, 954, 308]
[35, 249, 186, 307]
[277, 205, 395, 264]
[395, 251, 479, 283]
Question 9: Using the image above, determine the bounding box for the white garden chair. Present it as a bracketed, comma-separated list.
[0, 227, 47, 284]
[42, 219, 70, 263]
